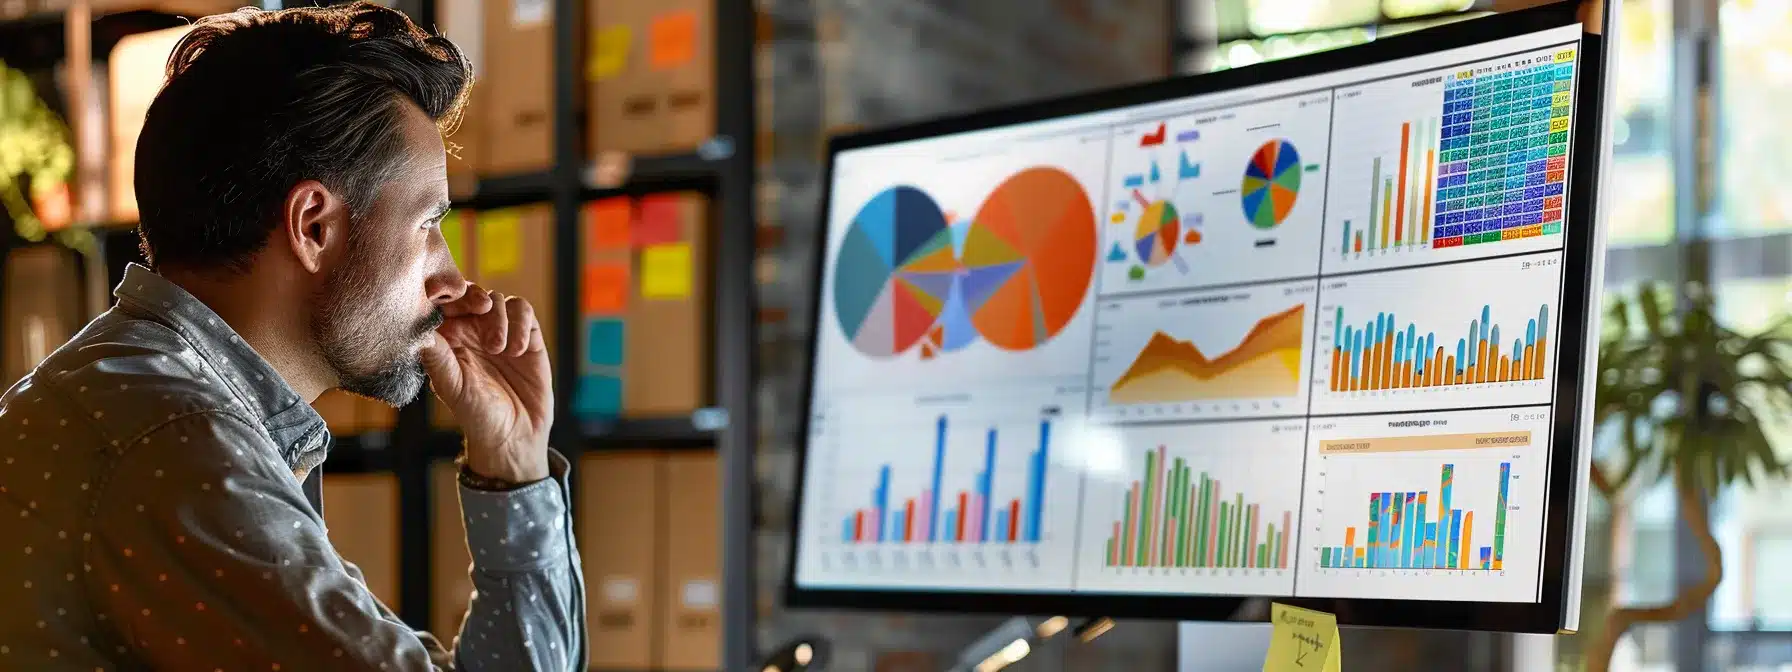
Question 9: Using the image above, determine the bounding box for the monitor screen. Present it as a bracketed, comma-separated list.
[790, 3, 1605, 633]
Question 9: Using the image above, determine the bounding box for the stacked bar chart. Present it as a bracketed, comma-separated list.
[1341, 117, 1441, 259]
[1431, 51, 1575, 248]
[841, 415, 1051, 545]
[1103, 445, 1291, 570]
[1318, 461, 1511, 571]
[1327, 304, 1548, 393]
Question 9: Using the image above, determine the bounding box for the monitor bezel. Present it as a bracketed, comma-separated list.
[786, 1, 1605, 634]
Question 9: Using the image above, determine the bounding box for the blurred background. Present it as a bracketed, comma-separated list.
[1, 0, 1788, 670]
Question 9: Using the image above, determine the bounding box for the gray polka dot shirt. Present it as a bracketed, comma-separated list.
[0, 264, 586, 670]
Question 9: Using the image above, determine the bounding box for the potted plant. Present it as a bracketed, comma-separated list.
[1580, 282, 1792, 671]
[0, 58, 75, 240]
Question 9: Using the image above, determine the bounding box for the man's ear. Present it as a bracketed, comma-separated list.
[282, 179, 350, 274]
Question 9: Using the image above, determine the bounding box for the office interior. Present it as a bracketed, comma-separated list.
[0, 0, 1788, 670]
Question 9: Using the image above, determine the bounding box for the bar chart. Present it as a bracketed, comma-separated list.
[795, 387, 1085, 590]
[1310, 253, 1560, 415]
[1100, 445, 1292, 572]
[1296, 408, 1548, 602]
[1075, 419, 1303, 595]
[1325, 302, 1549, 393]
[841, 414, 1050, 546]
[1322, 46, 1577, 274]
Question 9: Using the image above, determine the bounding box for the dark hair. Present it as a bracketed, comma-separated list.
[133, 1, 470, 272]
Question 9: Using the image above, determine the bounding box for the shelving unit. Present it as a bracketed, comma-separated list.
[0, 0, 758, 668]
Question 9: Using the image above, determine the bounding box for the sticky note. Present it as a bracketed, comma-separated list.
[639, 243, 692, 300]
[584, 318, 625, 367]
[587, 198, 632, 251]
[440, 209, 467, 265]
[582, 262, 629, 315]
[633, 194, 683, 246]
[649, 10, 697, 70]
[477, 209, 522, 277]
[588, 24, 631, 81]
[573, 374, 623, 418]
[1264, 603, 1340, 672]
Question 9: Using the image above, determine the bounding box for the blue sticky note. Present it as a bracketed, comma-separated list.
[574, 374, 622, 417]
[585, 318, 625, 368]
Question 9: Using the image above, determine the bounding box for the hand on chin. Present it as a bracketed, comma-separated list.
[419, 285, 554, 484]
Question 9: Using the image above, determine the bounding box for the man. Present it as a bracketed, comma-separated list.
[0, 4, 584, 670]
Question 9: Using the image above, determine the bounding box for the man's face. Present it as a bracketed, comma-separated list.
[310, 102, 462, 406]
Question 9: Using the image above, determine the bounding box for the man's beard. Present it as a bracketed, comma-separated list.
[310, 240, 443, 406]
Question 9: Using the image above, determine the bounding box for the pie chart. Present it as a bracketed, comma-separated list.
[964, 167, 1098, 351]
[833, 186, 956, 357]
[1241, 139, 1301, 230]
[1132, 200, 1180, 267]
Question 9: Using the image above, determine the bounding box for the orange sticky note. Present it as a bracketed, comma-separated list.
[582, 262, 629, 316]
[649, 10, 697, 70]
[633, 194, 683, 246]
[587, 198, 632, 251]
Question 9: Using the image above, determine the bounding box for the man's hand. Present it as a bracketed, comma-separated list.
[420, 284, 553, 484]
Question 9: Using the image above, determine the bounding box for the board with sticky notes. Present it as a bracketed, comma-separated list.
[471, 205, 559, 362]
[588, 0, 716, 155]
[575, 193, 711, 420]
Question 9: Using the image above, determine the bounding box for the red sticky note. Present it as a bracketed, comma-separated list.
[587, 198, 633, 251]
[633, 194, 684, 246]
[649, 10, 697, 70]
[582, 262, 630, 316]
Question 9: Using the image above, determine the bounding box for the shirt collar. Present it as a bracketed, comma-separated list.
[114, 263, 329, 472]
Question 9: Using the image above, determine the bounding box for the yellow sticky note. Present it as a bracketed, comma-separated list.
[478, 210, 522, 278]
[639, 242, 692, 300]
[1264, 603, 1340, 672]
[588, 24, 631, 81]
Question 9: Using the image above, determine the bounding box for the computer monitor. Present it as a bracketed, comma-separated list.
[788, 1, 1607, 634]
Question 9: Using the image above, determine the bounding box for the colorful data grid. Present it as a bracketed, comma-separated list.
[842, 416, 1050, 545]
[1431, 50, 1576, 248]
[1320, 462, 1512, 571]
[1329, 304, 1549, 392]
[1104, 446, 1291, 570]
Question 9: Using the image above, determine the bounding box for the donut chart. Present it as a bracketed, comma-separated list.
[833, 168, 1097, 358]
[1242, 139, 1301, 230]
[1133, 200, 1181, 267]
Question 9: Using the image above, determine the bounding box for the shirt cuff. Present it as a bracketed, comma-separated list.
[459, 450, 572, 572]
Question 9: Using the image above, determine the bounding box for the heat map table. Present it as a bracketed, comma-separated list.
[1431, 52, 1576, 248]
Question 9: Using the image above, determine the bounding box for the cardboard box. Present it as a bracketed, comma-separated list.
[322, 473, 401, 610]
[657, 451, 720, 670]
[439, 0, 489, 179]
[589, 0, 715, 154]
[359, 397, 397, 433]
[107, 25, 192, 222]
[313, 389, 363, 436]
[622, 194, 707, 416]
[578, 451, 661, 669]
[483, 0, 555, 172]
[2, 246, 83, 389]
[473, 205, 558, 359]
[430, 461, 477, 641]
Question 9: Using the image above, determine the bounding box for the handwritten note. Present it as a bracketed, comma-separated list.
[648, 10, 697, 70]
[477, 209, 522, 278]
[639, 243, 692, 300]
[588, 24, 632, 81]
[1264, 603, 1340, 672]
